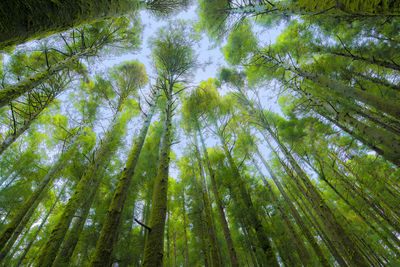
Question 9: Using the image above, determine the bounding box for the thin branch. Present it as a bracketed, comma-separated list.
[134, 217, 152, 232]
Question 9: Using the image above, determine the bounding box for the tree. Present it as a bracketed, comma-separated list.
[0, 0, 189, 50]
[36, 61, 142, 267]
[0, 17, 141, 109]
[142, 21, 196, 266]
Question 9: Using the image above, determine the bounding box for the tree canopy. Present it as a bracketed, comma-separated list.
[0, 1, 399, 266]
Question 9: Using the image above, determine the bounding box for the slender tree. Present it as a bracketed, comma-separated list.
[142, 21, 196, 266]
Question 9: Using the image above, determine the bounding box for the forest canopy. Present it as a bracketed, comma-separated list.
[0, 0, 399, 266]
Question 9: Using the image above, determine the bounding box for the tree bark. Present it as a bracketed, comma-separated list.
[36, 101, 127, 267]
[16, 183, 67, 267]
[251, 155, 319, 267]
[90, 89, 159, 266]
[291, 67, 400, 119]
[0, 48, 94, 108]
[193, 135, 222, 267]
[142, 90, 173, 267]
[217, 130, 279, 266]
[197, 127, 239, 267]
[0, 130, 80, 255]
[0, 0, 140, 50]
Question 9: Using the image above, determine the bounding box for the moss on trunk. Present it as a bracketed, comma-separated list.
[197, 127, 239, 267]
[218, 134, 279, 267]
[0, 48, 94, 108]
[142, 95, 172, 267]
[0, 130, 80, 255]
[36, 107, 126, 267]
[90, 90, 159, 266]
[0, 0, 139, 50]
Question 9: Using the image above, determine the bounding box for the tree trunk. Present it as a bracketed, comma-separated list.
[16, 183, 67, 267]
[253, 149, 331, 267]
[287, 183, 348, 267]
[2, 218, 34, 266]
[217, 130, 279, 266]
[261, 128, 368, 266]
[0, 91, 55, 156]
[36, 103, 127, 267]
[193, 136, 222, 267]
[0, 48, 94, 108]
[53, 172, 102, 267]
[291, 66, 400, 119]
[0, 200, 37, 262]
[191, 166, 210, 267]
[197, 127, 239, 267]
[181, 190, 190, 267]
[0, 0, 140, 50]
[142, 90, 173, 267]
[251, 156, 317, 267]
[90, 89, 159, 267]
[0, 130, 80, 255]
[326, 49, 400, 72]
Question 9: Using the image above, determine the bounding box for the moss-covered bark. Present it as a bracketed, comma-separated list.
[293, 67, 400, 119]
[197, 127, 239, 267]
[0, 95, 55, 155]
[142, 94, 173, 267]
[0, 131, 79, 256]
[16, 183, 67, 267]
[181, 190, 190, 267]
[0, 48, 93, 109]
[36, 106, 126, 267]
[255, 149, 331, 267]
[0, 0, 140, 50]
[90, 90, 159, 266]
[193, 135, 222, 267]
[263, 127, 369, 266]
[217, 132, 279, 266]
[294, 0, 400, 16]
[190, 165, 210, 267]
[252, 157, 315, 266]
[53, 175, 101, 267]
[0, 199, 37, 262]
[254, 151, 331, 267]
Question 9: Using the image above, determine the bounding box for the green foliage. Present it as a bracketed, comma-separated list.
[223, 20, 257, 65]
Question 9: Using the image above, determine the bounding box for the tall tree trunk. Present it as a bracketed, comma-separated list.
[90, 89, 159, 267]
[36, 101, 127, 267]
[0, 100, 51, 155]
[287, 183, 348, 267]
[142, 90, 173, 266]
[289, 66, 400, 118]
[253, 148, 331, 267]
[53, 172, 103, 267]
[325, 48, 400, 72]
[16, 183, 67, 267]
[181, 190, 190, 267]
[328, 152, 400, 218]
[2, 218, 34, 266]
[349, 70, 400, 93]
[191, 165, 210, 267]
[193, 137, 222, 267]
[0, 201, 37, 262]
[197, 127, 239, 267]
[0, 0, 140, 50]
[0, 129, 80, 255]
[302, 154, 400, 257]
[0, 48, 93, 108]
[251, 156, 317, 267]
[260, 125, 369, 266]
[217, 131, 279, 266]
